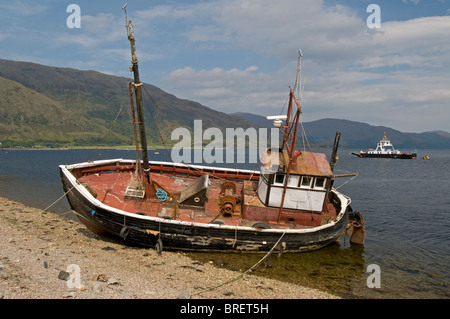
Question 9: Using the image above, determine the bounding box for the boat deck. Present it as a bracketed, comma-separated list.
[73, 162, 337, 230]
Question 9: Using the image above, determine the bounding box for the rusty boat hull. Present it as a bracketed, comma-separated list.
[59, 159, 353, 253]
[57, 13, 362, 254]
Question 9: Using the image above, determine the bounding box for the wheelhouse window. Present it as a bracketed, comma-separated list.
[314, 177, 326, 189]
[274, 174, 285, 185]
[300, 176, 312, 188]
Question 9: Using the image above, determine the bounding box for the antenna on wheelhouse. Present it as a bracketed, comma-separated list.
[294, 49, 303, 99]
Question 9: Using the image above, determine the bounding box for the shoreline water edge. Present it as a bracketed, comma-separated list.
[0, 196, 338, 299]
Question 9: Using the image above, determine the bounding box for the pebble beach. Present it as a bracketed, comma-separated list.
[0, 196, 338, 299]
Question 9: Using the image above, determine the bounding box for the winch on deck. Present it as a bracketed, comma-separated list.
[219, 181, 240, 217]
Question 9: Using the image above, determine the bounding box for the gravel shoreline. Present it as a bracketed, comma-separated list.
[0, 196, 338, 299]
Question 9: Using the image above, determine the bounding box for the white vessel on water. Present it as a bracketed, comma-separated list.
[352, 134, 417, 159]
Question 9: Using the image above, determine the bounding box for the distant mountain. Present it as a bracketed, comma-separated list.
[0, 59, 254, 148]
[232, 112, 450, 149]
[430, 131, 450, 139]
[1, 58, 448, 150]
[0, 76, 129, 147]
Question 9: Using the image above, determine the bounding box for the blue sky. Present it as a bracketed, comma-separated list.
[1, 0, 449, 133]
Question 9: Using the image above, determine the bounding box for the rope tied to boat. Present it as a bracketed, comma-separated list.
[334, 174, 358, 190]
[43, 186, 75, 212]
[191, 230, 287, 297]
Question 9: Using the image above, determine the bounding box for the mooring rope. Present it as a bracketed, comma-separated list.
[43, 186, 74, 212]
[334, 174, 358, 190]
[191, 230, 287, 297]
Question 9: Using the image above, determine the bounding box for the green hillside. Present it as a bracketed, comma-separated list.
[0, 59, 254, 148]
[3, 59, 447, 150]
[0, 76, 130, 148]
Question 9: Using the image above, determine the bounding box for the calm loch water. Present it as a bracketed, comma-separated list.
[0, 148, 448, 298]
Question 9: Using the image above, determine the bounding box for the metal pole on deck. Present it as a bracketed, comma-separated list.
[124, 6, 150, 184]
[330, 132, 341, 172]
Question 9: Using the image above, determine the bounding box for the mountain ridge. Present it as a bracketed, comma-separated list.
[0, 59, 255, 148]
[0, 58, 448, 149]
[231, 112, 450, 149]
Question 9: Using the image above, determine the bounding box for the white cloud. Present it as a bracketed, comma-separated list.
[402, 0, 421, 4]
[5, 0, 446, 132]
[155, 0, 450, 131]
[161, 66, 288, 115]
[142, 0, 450, 73]
[183, 0, 365, 62]
[0, 1, 49, 16]
[55, 12, 125, 48]
[134, 5, 197, 20]
[82, 13, 117, 32]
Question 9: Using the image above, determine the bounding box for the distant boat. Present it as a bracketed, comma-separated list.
[351, 134, 417, 159]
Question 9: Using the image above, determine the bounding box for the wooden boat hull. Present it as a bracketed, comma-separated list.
[351, 152, 416, 159]
[59, 160, 352, 253]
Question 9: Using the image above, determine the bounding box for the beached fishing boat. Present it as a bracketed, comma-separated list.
[351, 134, 417, 159]
[59, 8, 364, 253]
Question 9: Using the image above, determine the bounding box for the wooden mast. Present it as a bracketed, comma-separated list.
[277, 50, 303, 222]
[277, 88, 301, 222]
[124, 5, 151, 186]
[128, 81, 142, 177]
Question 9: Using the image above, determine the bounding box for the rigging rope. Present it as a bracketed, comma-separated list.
[140, 84, 261, 182]
[43, 186, 74, 212]
[82, 99, 131, 163]
[334, 173, 358, 190]
[191, 230, 287, 296]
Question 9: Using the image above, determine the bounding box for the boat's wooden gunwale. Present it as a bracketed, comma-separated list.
[60, 159, 349, 235]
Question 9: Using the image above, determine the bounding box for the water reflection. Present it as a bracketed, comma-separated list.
[188, 235, 368, 298]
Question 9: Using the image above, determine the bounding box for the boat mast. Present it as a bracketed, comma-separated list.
[294, 49, 303, 100]
[128, 81, 142, 178]
[123, 5, 150, 184]
[280, 51, 303, 162]
[277, 50, 303, 221]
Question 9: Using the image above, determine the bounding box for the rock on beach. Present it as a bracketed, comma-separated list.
[0, 196, 338, 299]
